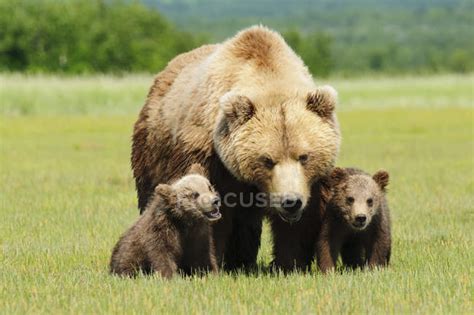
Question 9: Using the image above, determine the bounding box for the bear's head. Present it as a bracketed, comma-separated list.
[214, 85, 340, 223]
[153, 164, 222, 223]
[328, 167, 389, 230]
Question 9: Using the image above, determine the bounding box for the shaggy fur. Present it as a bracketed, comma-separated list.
[316, 167, 391, 273]
[267, 178, 332, 272]
[131, 25, 341, 272]
[110, 165, 221, 278]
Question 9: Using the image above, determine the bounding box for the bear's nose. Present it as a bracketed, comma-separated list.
[355, 214, 367, 224]
[281, 197, 302, 214]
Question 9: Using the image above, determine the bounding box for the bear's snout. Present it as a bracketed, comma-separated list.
[269, 161, 309, 223]
[280, 196, 303, 214]
[275, 193, 305, 223]
[212, 196, 221, 209]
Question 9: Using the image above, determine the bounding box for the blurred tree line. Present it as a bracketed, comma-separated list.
[0, 0, 472, 76]
[284, 30, 332, 77]
[150, 0, 474, 76]
[0, 0, 203, 73]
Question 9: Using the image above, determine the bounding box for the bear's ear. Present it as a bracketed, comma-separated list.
[188, 163, 207, 177]
[319, 175, 333, 204]
[306, 85, 337, 119]
[154, 184, 178, 208]
[219, 92, 255, 129]
[373, 170, 389, 191]
[330, 167, 348, 185]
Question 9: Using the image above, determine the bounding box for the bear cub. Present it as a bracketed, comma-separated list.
[110, 164, 222, 278]
[316, 167, 391, 273]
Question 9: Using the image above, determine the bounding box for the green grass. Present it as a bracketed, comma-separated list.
[1, 74, 473, 314]
[1, 73, 473, 115]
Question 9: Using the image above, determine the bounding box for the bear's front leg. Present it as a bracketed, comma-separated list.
[223, 206, 264, 271]
[365, 228, 391, 269]
[209, 158, 264, 271]
[212, 205, 234, 268]
[270, 214, 318, 273]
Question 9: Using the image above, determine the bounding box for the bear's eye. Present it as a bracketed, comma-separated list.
[367, 198, 373, 207]
[191, 192, 200, 199]
[262, 156, 275, 169]
[298, 154, 309, 164]
[346, 197, 354, 205]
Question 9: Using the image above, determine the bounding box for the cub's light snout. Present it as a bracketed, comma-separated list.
[352, 214, 367, 229]
[199, 193, 222, 222]
[211, 196, 221, 209]
[349, 201, 371, 230]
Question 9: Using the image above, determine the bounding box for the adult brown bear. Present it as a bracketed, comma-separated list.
[131, 26, 340, 272]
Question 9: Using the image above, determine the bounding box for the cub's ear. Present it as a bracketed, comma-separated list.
[319, 175, 333, 204]
[219, 92, 255, 129]
[373, 170, 389, 191]
[154, 184, 178, 208]
[306, 85, 337, 119]
[188, 163, 207, 177]
[330, 167, 348, 185]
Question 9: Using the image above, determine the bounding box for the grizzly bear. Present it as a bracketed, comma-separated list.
[316, 167, 391, 273]
[131, 25, 341, 272]
[110, 164, 221, 278]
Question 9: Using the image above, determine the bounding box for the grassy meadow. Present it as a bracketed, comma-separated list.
[0, 73, 473, 314]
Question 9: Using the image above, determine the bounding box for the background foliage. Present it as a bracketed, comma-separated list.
[0, 0, 472, 76]
[149, 0, 474, 75]
[0, 0, 202, 74]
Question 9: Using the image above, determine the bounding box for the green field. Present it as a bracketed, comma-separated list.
[1, 74, 473, 314]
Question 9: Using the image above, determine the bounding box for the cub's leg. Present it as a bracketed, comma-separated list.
[365, 229, 391, 268]
[150, 254, 178, 279]
[110, 239, 144, 277]
[340, 239, 365, 269]
[185, 236, 219, 276]
[316, 223, 343, 273]
[146, 231, 180, 279]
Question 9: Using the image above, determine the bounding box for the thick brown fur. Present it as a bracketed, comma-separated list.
[131, 25, 341, 272]
[267, 178, 332, 272]
[110, 167, 221, 278]
[316, 167, 391, 273]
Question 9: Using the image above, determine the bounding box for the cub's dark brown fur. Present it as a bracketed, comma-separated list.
[110, 165, 221, 278]
[316, 167, 391, 273]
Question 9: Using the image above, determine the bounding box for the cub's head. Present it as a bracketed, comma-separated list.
[329, 167, 389, 230]
[153, 164, 221, 223]
[214, 86, 340, 223]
